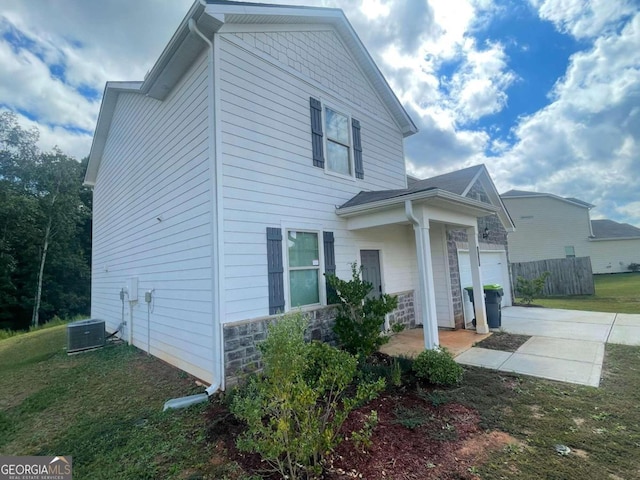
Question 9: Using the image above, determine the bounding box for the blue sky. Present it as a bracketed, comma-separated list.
[0, 0, 638, 226]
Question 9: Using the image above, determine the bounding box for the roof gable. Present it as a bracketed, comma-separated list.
[85, 0, 416, 186]
[342, 164, 515, 231]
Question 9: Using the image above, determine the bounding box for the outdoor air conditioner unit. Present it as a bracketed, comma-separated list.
[67, 319, 106, 353]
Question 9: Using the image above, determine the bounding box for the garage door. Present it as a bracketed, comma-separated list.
[458, 250, 512, 309]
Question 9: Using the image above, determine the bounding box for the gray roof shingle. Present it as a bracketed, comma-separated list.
[339, 165, 483, 209]
[591, 219, 640, 239]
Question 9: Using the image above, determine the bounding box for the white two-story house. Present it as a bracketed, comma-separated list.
[502, 190, 640, 274]
[84, 0, 513, 392]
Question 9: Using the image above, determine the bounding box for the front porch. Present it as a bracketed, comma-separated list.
[380, 327, 491, 358]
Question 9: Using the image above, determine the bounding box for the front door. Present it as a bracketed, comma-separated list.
[360, 250, 382, 300]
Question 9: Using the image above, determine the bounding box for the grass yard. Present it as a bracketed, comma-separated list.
[534, 272, 640, 313]
[0, 326, 244, 479]
[3, 325, 640, 479]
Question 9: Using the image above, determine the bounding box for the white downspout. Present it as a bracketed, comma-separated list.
[189, 17, 223, 398]
[164, 17, 223, 411]
[405, 200, 438, 349]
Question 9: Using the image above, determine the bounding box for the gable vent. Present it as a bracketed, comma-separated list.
[67, 319, 106, 353]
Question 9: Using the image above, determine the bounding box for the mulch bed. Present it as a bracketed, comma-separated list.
[475, 332, 531, 352]
[206, 386, 516, 479]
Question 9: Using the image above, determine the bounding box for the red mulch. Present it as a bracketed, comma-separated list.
[206, 388, 515, 480]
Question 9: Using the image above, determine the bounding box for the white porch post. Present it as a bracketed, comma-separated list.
[420, 223, 440, 349]
[467, 226, 489, 333]
[405, 200, 439, 350]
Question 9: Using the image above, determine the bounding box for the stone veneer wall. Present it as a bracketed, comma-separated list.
[446, 181, 509, 329]
[223, 290, 416, 386]
[223, 306, 338, 386]
[387, 290, 416, 329]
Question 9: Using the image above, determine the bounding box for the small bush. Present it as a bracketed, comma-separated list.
[413, 348, 463, 386]
[628, 263, 640, 272]
[516, 271, 550, 304]
[230, 312, 385, 480]
[326, 263, 398, 358]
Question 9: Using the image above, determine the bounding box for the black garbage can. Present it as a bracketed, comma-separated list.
[464, 284, 504, 329]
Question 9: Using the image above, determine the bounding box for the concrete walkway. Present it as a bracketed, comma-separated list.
[455, 307, 640, 387]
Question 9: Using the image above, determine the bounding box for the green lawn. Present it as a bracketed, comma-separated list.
[533, 273, 640, 313]
[0, 326, 243, 479]
[4, 323, 640, 479]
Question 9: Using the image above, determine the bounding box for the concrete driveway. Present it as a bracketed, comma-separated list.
[455, 306, 640, 387]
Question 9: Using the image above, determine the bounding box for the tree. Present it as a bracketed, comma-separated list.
[0, 112, 91, 329]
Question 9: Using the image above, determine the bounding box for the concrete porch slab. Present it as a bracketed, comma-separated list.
[379, 328, 490, 358]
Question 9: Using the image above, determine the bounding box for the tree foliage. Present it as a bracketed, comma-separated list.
[230, 312, 384, 480]
[515, 271, 550, 305]
[0, 111, 91, 330]
[326, 263, 399, 358]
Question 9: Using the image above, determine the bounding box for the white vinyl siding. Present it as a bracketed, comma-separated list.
[218, 32, 407, 322]
[503, 197, 592, 263]
[589, 238, 640, 274]
[91, 52, 214, 382]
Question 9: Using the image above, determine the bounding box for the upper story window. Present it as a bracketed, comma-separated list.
[310, 97, 364, 179]
[325, 107, 351, 176]
[565, 246, 575, 258]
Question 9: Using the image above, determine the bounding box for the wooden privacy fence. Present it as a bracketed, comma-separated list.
[511, 257, 595, 296]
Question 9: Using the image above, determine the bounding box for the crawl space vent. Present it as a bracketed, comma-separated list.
[67, 319, 106, 353]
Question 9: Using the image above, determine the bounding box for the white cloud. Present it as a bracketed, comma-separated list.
[532, 0, 637, 39]
[492, 11, 640, 225]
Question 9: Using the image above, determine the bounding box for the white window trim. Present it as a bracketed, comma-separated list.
[322, 102, 356, 180]
[282, 227, 326, 311]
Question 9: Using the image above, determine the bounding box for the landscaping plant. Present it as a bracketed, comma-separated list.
[413, 347, 463, 386]
[326, 263, 399, 358]
[515, 271, 550, 304]
[230, 312, 385, 480]
[628, 263, 640, 272]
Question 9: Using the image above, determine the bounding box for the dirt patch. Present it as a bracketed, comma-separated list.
[207, 390, 515, 480]
[475, 332, 531, 352]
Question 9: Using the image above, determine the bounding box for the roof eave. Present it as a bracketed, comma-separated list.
[589, 236, 640, 242]
[336, 189, 499, 218]
[84, 81, 143, 186]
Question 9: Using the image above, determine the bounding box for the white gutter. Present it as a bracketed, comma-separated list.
[338, 189, 499, 217]
[163, 16, 223, 410]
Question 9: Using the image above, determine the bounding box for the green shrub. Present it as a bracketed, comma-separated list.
[516, 271, 550, 304]
[326, 263, 398, 358]
[412, 348, 463, 386]
[230, 312, 384, 480]
[628, 263, 640, 272]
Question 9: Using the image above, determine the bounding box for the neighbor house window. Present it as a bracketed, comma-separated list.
[325, 107, 352, 176]
[565, 246, 575, 258]
[287, 231, 320, 307]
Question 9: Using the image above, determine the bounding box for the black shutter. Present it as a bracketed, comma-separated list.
[323, 231, 338, 304]
[310, 97, 324, 168]
[352, 118, 364, 179]
[267, 227, 285, 315]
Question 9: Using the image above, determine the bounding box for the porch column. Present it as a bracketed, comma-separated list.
[419, 223, 440, 349]
[467, 226, 489, 333]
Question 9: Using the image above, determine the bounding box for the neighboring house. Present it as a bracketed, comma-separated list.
[502, 190, 640, 274]
[84, 0, 513, 390]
